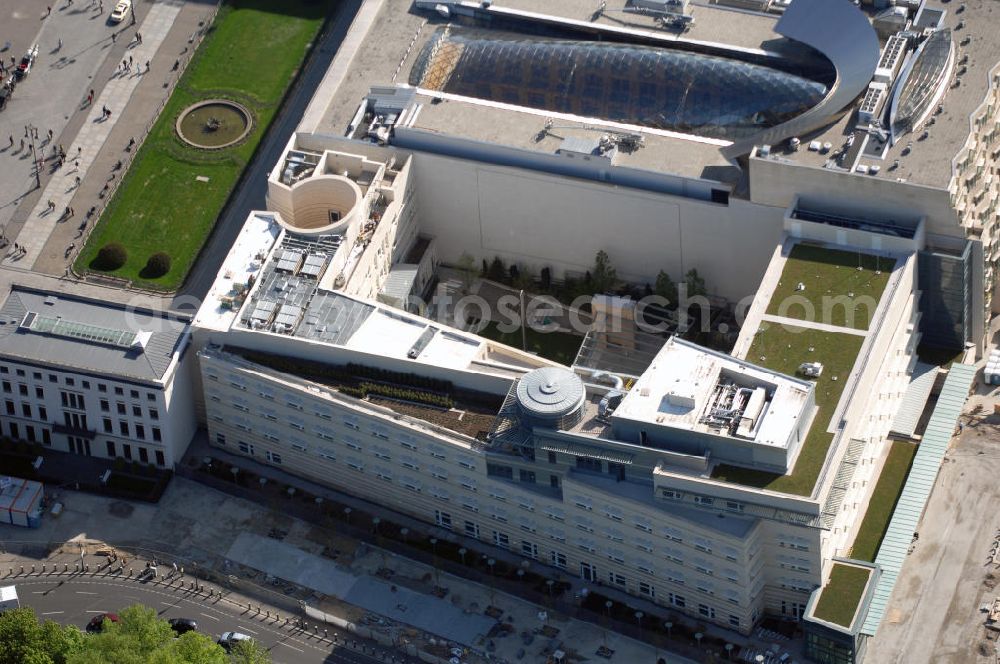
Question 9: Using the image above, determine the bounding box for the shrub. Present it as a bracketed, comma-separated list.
[142, 252, 171, 278]
[95, 243, 128, 271]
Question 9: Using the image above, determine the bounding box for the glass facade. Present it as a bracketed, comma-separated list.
[918, 243, 971, 350]
[410, 27, 827, 140]
[890, 29, 954, 140]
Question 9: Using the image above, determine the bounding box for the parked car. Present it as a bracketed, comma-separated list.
[13, 44, 38, 80]
[168, 617, 198, 635]
[217, 631, 253, 652]
[85, 612, 120, 633]
[109, 0, 131, 23]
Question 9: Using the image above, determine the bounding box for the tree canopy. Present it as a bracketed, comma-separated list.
[0, 605, 270, 664]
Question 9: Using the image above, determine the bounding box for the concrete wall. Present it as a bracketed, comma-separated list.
[409, 153, 785, 302]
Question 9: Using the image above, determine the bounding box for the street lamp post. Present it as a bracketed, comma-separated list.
[664, 621, 673, 640]
[429, 538, 439, 586]
[604, 600, 613, 646]
[635, 611, 644, 640]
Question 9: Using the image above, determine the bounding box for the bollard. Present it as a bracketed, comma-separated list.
[20, 566, 24, 574]
[63, 564, 68, 573]
[31, 565, 35, 573]
[266, 610, 270, 618]
[8, 568, 12, 576]
[85, 564, 89, 573]
[129, 568, 133, 576]
[41, 564, 45, 573]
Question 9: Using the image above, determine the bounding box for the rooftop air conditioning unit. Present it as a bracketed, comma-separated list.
[759, 144, 771, 157]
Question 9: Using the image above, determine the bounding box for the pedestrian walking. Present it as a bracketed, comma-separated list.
[74, 176, 80, 187]
[137, 32, 142, 44]
[111, 32, 116, 44]
[19, 139, 24, 151]
[64, 206, 71, 218]
[32, 127, 38, 140]
[127, 56, 132, 67]
[145, 60, 150, 73]
[7, 135, 11, 148]
[76, 147, 81, 157]
[47, 129, 53, 141]
[127, 137, 135, 150]
[74, 159, 78, 169]
[57, 38, 62, 51]
[48, 200, 55, 211]
[44, 6, 51, 17]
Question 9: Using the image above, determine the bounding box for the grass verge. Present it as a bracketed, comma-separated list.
[766, 244, 892, 331]
[813, 563, 872, 628]
[711, 323, 864, 495]
[76, 0, 332, 290]
[849, 440, 918, 561]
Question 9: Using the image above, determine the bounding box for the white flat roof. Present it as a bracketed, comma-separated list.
[614, 337, 811, 449]
[194, 212, 281, 332]
[344, 309, 484, 369]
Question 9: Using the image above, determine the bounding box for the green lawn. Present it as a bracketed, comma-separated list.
[477, 321, 584, 366]
[76, 0, 332, 290]
[850, 440, 918, 562]
[813, 563, 872, 628]
[712, 323, 864, 495]
[766, 244, 892, 330]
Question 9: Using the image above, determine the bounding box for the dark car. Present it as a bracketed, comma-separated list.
[168, 618, 198, 635]
[12, 44, 37, 81]
[85, 612, 120, 633]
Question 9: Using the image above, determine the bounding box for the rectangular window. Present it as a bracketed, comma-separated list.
[132, 405, 142, 417]
[265, 451, 282, 465]
[608, 572, 627, 587]
[25, 426, 35, 443]
[20, 403, 31, 418]
[547, 451, 557, 464]
[42, 429, 50, 446]
[550, 474, 560, 488]
[119, 421, 129, 436]
[550, 551, 567, 569]
[18, 384, 27, 397]
[98, 384, 107, 393]
[728, 615, 740, 628]
[464, 521, 480, 538]
[100, 399, 110, 412]
[122, 444, 132, 460]
[669, 594, 685, 608]
[639, 581, 655, 598]
[106, 440, 116, 457]
[434, 510, 453, 529]
[152, 427, 161, 442]
[135, 425, 145, 440]
[154, 450, 165, 467]
[518, 469, 536, 484]
[65, 378, 75, 387]
[238, 442, 253, 455]
[129, 390, 139, 399]
[138, 447, 148, 464]
[117, 402, 126, 415]
[4, 400, 12, 415]
[492, 531, 510, 549]
[114, 387, 123, 395]
[1, 381, 10, 394]
[698, 605, 716, 619]
[103, 418, 113, 433]
[575, 456, 602, 473]
[486, 463, 514, 480]
[147, 392, 156, 402]
[34, 387, 43, 399]
[215, 433, 226, 445]
[149, 408, 159, 421]
[521, 541, 538, 558]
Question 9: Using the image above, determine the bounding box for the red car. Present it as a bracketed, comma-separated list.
[86, 612, 120, 633]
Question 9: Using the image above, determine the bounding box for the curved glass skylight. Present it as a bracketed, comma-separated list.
[409, 27, 828, 141]
[890, 29, 954, 141]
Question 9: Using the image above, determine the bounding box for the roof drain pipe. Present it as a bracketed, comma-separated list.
[589, 371, 624, 390]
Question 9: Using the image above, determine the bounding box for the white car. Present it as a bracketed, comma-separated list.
[217, 632, 253, 652]
[109, 0, 131, 24]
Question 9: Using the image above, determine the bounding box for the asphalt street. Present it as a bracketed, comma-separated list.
[12, 574, 400, 664]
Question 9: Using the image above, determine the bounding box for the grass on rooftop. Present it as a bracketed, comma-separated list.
[813, 563, 871, 628]
[849, 440, 918, 562]
[711, 322, 864, 495]
[476, 321, 584, 366]
[766, 244, 892, 331]
[75, 0, 332, 290]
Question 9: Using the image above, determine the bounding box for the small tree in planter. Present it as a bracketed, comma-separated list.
[95, 243, 128, 271]
[141, 252, 171, 278]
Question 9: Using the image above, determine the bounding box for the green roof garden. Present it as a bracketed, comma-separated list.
[766, 244, 892, 331]
[813, 563, 872, 628]
[849, 440, 918, 562]
[712, 323, 864, 496]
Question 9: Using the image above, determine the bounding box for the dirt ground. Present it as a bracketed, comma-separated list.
[866, 395, 1000, 664]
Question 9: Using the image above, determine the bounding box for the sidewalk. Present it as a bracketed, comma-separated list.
[25, 0, 218, 275]
[184, 435, 712, 663]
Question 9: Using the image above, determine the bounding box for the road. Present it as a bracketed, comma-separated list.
[13, 574, 404, 664]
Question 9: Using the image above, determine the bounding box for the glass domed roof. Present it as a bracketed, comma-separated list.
[410, 27, 828, 141]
